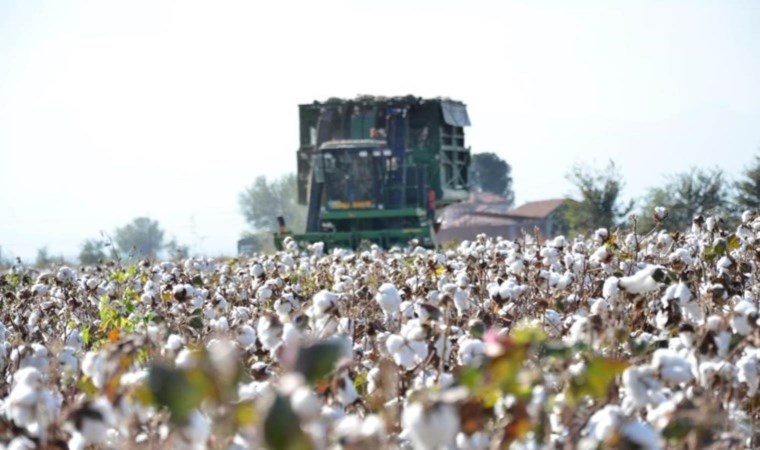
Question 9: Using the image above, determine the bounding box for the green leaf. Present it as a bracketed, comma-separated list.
[189, 317, 204, 331]
[294, 341, 344, 384]
[512, 323, 547, 346]
[82, 325, 91, 347]
[191, 275, 204, 287]
[727, 234, 740, 251]
[662, 418, 692, 440]
[567, 357, 628, 404]
[147, 364, 215, 423]
[264, 395, 313, 450]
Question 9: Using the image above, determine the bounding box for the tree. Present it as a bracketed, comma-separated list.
[563, 161, 633, 235]
[79, 239, 108, 265]
[468, 152, 515, 206]
[35, 247, 52, 267]
[638, 167, 734, 231]
[736, 152, 760, 211]
[114, 217, 165, 258]
[166, 239, 190, 260]
[239, 173, 307, 233]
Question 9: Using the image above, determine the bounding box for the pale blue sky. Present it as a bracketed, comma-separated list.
[1, 1, 759, 261]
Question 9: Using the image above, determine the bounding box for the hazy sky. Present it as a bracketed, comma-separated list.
[1, 0, 759, 261]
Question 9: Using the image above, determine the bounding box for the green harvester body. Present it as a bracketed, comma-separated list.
[275, 95, 471, 251]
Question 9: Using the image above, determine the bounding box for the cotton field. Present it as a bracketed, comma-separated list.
[1, 210, 759, 450]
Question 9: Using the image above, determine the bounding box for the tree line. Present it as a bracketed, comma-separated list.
[563, 155, 759, 236]
[235, 151, 760, 244]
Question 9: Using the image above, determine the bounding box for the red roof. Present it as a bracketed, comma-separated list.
[507, 199, 566, 219]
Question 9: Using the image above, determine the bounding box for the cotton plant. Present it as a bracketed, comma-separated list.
[2, 209, 760, 448]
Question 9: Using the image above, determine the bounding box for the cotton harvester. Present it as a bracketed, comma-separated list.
[274, 95, 471, 250]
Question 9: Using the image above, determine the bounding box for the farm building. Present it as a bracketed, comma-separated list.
[438, 194, 568, 243]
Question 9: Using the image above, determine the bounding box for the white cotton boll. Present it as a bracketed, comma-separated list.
[715, 330, 731, 358]
[335, 414, 363, 442]
[566, 317, 589, 346]
[282, 323, 302, 346]
[433, 332, 452, 362]
[376, 283, 402, 320]
[400, 300, 415, 319]
[175, 349, 198, 369]
[508, 259, 525, 275]
[457, 338, 484, 366]
[651, 349, 693, 384]
[622, 367, 659, 409]
[237, 325, 257, 349]
[20, 343, 49, 371]
[335, 374, 359, 406]
[386, 335, 415, 369]
[180, 410, 210, 449]
[312, 290, 337, 317]
[732, 300, 757, 335]
[590, 298, 610, 316]
[165, 334, 184, 352]
[82, 351, 106, 389]
[619, 421, 661, 450]
[257, 316, 283, 351]
[585, 404, 623, 442]
[367, 367, 382, 395]
[453, 289, 469, 316]
[544, 309, 562, 337]
[555, 271, 573, 290]
[212, 316, 230, 333]
[27, 311, 39, 330]
[64, 330, 84, 351]
[238, 381, 271, 401]
[590, 245, 610, 266]
[249, 263, 264, 278]
[618, 265, 665, 294]
[274, 298, 293, 319]
[7, 378, 40, 427]
[737, 351, 760, 395]
[58, 348, 78, 375]
[697, 361, 736, 388]
[291, 386, 322, 421]
[402, 401, 460, 450]
[456, 272, 469, 288]
[72, 398, 114, 446]
[232, 306, 251, 324]
[456, 431, 490, 450]
[602, 277, 620, 301]
[550, 235, 566, 249]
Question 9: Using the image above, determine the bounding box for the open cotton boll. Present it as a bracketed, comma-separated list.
[457, 338, 484, 366]
[179, 410, 211, 450]
[585, 404, 623, 442]
[237, 325, 257, 349]
[376, 283, 401, 320]
[453, 289, 469, 316]
[311, 290, 337, 318]
[67, 398, 114, 448]
[82, 351, 107, 389]
[602, 277, 620, 301]
[257, 315, 283, 351]
[619, 421, 662, 450]
[651, 349, 693, 384]
[164, 334, 184, 352]
[737, 350, 760, 395]
[622, 366, 662, 409]
[402, 401, 460, 450]
[731, 300, 757, 335]
[618, 265, 666, 294]
[291, 386, 322, 420]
